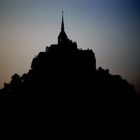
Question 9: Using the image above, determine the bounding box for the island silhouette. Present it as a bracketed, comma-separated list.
[0, 12, 136, 103]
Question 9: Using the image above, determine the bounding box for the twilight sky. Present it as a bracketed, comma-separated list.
[0, 0, 140, 93]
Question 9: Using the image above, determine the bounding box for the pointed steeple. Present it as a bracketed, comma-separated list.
[58, 11, 69, 44]
[61, 11, 64, 31]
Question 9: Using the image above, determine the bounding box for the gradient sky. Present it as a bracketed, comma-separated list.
[0, 0, 140, 93]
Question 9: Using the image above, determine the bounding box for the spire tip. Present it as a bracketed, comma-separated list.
[61, 10, 64, 31]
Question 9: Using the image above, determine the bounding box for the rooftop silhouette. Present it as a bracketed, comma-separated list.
[0, 12, 137, 104]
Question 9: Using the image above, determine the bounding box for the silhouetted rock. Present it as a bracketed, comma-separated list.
[0, 12, 136, 105]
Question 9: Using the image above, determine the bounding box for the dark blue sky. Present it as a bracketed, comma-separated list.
[0, 0, 140, 93]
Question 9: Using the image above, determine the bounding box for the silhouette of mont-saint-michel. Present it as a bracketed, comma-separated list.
[0, 13, 136, 103]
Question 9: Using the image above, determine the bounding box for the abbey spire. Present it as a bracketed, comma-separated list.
[58, 11, 69, 44]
